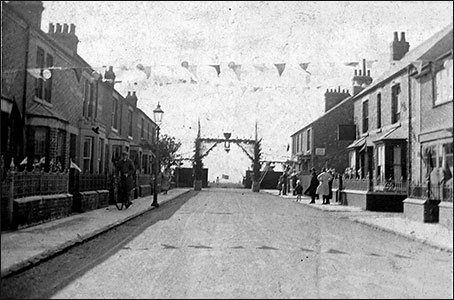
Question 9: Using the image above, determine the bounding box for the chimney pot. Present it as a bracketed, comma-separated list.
[354, 69, 357, 76]
[56, 23, 62, 33]
[338, 86, 341, 92]
[367, 70, 370, 76]
[70, 24, 76, 34]
[359, 70, 362, 76]
[394, 32, 398, 42]
[400, 32, 406, 42]
[362, 58, 366, 75]
[48, 23, 54, 34]
[63, 23, 69, 33]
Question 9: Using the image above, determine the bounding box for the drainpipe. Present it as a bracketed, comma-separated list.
[22, 25, 31, 165]
[407, 65, 412, 195]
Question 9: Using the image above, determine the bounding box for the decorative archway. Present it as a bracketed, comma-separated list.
[193, 120, 262, 192]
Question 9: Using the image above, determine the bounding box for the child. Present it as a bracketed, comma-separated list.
[294, 180, 303, 202]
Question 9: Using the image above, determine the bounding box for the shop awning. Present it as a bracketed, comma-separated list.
[373, 125, 407, 143]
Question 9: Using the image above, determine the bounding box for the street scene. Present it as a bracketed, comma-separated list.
[1, 1, 453, 299]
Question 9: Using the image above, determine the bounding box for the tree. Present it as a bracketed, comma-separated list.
[155, 134, 181, 170]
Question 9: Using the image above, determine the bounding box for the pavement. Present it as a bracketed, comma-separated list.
[1, 187, 452, 279]
[0, 188, 192, 279]
[262, 189, 453, 254]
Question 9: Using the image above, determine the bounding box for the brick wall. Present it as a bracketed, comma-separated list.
[13, 194, 73, 229]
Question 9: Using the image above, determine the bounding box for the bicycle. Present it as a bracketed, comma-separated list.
[115, 174, 131, 210]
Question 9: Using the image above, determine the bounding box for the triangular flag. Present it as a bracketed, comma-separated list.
[366, 60, 378, 68]
[209, 65, 221, 77]
[344, 61, 359, 67]
[241, 86, 247, 94]
[274, 63, 286, 76]
[299, 63, 311, 75]
[228, 62, 242, 81]
[27, 68, 46, 81]
[253, 63, 268, 73]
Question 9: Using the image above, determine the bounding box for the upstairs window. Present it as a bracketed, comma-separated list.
[391, 84, 401, 124]
[377, 93, 382, 129]
[128, 108, 133, 137]
[34, 47, 45, 99]
[44, 54, 53, 102]
[112, 97, 118, 130]
[434, 58, 453, 106]
[83, 79, 97, 119]
[141, 118, 145, 138]
[362, 99, 369, 133]
[306, 129, 311, 152]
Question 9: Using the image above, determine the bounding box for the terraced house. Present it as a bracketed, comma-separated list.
[1, 1, 158, 229]
[289, 23, 453, 227]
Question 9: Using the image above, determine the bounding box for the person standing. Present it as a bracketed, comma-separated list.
[277, 174, 284, 195]
[326, 169, 334, 204]
[316, 168, 333, 205]
[115, 151, 135, 207]
[304, 168, 319, 204]
[161, 167, 171, 195]
[294, 180, 304, 202]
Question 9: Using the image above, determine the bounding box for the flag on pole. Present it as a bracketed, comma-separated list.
[70, 159, 82, 172]
[221, 174, 229, 180]
[20, 157, 28, 165]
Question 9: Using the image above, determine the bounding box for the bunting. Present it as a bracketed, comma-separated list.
[299, 62, 311, 75]
[209, 64, 221, 77]
[274, 63, 286, 76]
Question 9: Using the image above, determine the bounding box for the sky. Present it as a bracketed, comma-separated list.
[40, 1, 453, 182]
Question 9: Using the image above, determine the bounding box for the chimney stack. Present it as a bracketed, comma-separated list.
[352, 58, 373, 96]
[390, 31, 410, 62]
[48, 23, 79, 55]
[8, 1, 44, 29]
[104, 66, 116, 88]
[324, 87, 351, 112]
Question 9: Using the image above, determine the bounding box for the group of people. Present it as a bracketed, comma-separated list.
[280, 167, 335, 205]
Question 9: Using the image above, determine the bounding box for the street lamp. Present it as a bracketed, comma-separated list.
[223, 132, 231, 152]
[151, 102, 164, 208]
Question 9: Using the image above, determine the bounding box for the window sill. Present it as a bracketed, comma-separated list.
[433, 99, 453, 108]
[111, 127, 118, 133]
[34, 96, 53, 108]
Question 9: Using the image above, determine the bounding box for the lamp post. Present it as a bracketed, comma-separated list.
[151, 102, 164, 208]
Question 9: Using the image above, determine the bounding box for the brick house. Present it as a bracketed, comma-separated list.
[345, 25, 453, 214]
[1, 1, 159, 229]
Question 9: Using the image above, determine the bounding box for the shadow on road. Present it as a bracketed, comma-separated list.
[1, 191, 198, 299]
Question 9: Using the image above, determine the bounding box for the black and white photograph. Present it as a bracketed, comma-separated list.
[1, 1, 453, 298]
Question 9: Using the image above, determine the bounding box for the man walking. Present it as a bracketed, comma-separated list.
[116, 151, 135, 208]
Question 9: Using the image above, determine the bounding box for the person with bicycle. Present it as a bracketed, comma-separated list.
[115, 151, 135, 208]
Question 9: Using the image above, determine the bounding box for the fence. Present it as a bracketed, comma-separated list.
[409, 183, 453, 202]
[5, 170, 69, 199]
[78, 173, 110, 192]
[137, 174, 152, 186]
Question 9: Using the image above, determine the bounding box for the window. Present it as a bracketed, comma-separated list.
[391, 84, 401, 124]
[34, 47, 45, 99]
[147, 123, 150, 141]
[84, 79, 97, 119]
[141, 118, 145, 138]
[377, 93, 382, 129]
[306, 129, 311, 151]
[376, 144, 385, 184]
[112, 97, 118, 130]
[98, 138, 104, 173]
[434, 58, 453, 105]
[83, 137, 94, 173]
[142, 154, 149, 174]
[362, 100, 369, 133]
[128, 108, 133, 137]
[34, 127, 48, 164]
[56, 130, 65, 170]
[349, 151, 356, 169]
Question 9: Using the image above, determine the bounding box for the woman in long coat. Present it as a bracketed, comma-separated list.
[161, 168, 171, 194]
[316, 168, 333, 205]
[304, 168, 319, 204]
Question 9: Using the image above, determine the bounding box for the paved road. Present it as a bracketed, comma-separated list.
[2, 189, 452, 298]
